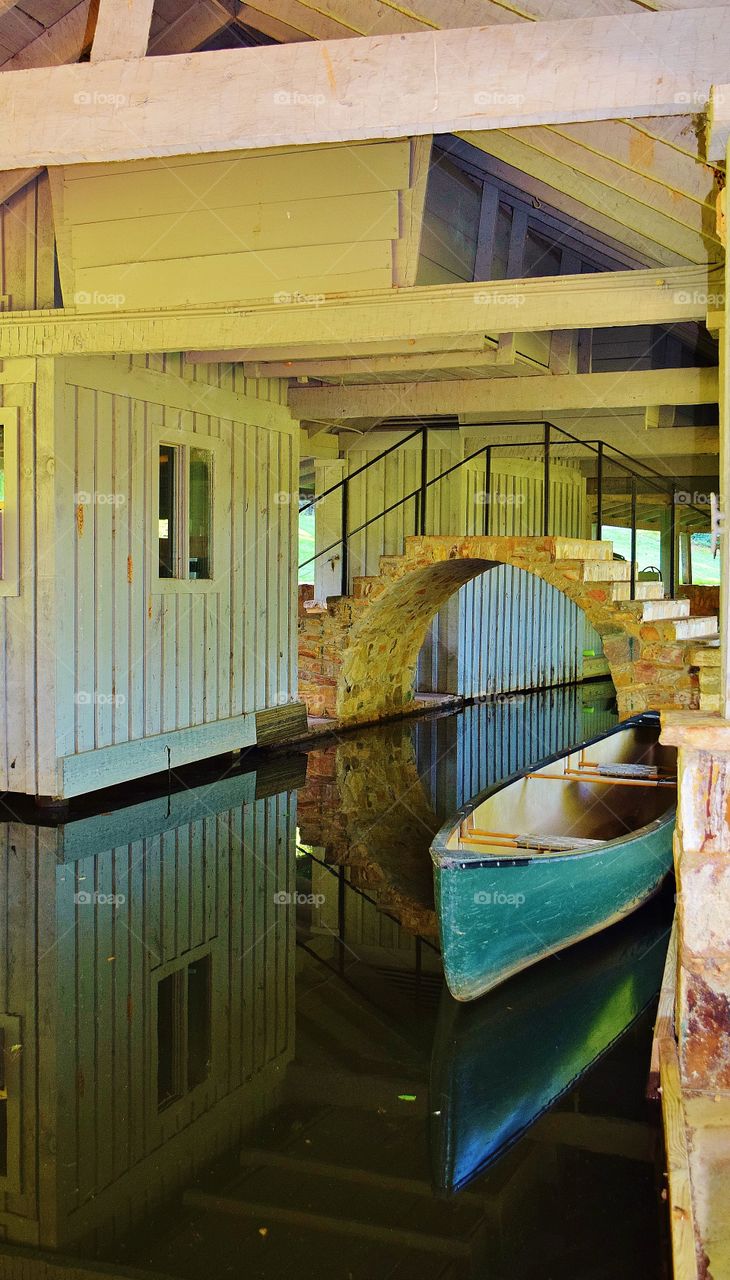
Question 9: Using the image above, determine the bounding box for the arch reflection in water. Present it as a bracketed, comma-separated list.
[430, 900, 671, 1194]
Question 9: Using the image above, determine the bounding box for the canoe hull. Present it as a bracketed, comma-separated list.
[433, 804, 674, 1002]
[431, 902, 671, 1191]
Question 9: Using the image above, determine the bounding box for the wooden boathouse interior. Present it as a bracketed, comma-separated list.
[0, 0, 728, 1275]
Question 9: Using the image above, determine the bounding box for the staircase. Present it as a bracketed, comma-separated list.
[299, 535, 719, 725]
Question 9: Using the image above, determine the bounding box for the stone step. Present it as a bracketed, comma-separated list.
[553, 537, 614, 561]
[672, 617, 720, 641]
[580, 559, 633, 582]
[612, 581, 665, 601]
[688, 642, 721, 668]
[641, 599, 691, 622]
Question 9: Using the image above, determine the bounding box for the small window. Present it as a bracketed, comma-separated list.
[157, 442, 213, 582]
[156, 953, 212, 1111]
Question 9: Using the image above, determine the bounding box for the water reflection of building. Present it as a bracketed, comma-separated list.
[0, 758, 302, 1258]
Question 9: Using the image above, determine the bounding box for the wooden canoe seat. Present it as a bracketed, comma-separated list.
[596, 763, 663, 780]
[514, 834, 605, 852]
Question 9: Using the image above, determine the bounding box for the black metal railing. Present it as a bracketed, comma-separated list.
[299, 420, 710, 602]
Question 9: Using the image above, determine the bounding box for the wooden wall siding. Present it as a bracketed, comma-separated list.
[336, 434, 593, 696]
[0, 826, 58, 1246]
[0, 173, 55, 311]
[49, 355, 298, 796]
[0, 352, 298, 798]
[343, 430, 466, 590]
[0, 358, 61, 798]
[45, 786, 295, 1252]
[422, 458, 591, 697]
[50, 141, 412, 310]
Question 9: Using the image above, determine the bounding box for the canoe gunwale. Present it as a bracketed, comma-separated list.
[430, 712, 675, 872]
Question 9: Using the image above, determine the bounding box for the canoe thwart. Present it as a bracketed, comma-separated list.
[514, 834, 605, 852]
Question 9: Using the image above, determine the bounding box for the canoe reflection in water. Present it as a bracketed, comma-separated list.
[430, 901, 671, 1193]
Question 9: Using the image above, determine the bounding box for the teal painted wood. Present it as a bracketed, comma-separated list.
[430, 903, 671, 1191]
[431, 714, 675, 1001]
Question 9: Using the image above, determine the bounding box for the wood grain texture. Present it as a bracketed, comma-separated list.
[1, 9, 730, 165]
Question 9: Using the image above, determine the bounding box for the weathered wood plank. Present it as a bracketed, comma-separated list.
[1, 10, 730, 165]
[0, 264, 721, 358]
[90, 0, 155, 62]
[288, 366, 720, 420]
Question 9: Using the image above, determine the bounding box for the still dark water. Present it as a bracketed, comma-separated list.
[2, 680, 672, 1279]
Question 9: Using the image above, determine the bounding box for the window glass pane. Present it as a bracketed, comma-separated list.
[157, 972, 181, 1108]
[189, 448, 212, 580]
[158, 445, 177, 578]
[187, 955, 211, 1089]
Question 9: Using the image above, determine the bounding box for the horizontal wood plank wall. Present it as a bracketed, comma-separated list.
[51, 142, 410, 309]
[49, 355, 298, 794]
[50, 785, 295, 1252]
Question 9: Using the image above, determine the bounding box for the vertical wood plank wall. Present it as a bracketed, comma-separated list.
[0, 783, 295, 1252]
[453, 457, 588, 698]
[0, 350, 300, 797]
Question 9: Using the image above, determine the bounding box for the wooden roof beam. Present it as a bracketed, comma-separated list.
[90, 0, 155, 62]
[0, 264, 720, 358]
[287, 367, 719, 421]
[2, 8, 730, 166]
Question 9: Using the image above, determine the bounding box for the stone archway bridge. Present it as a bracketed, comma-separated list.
[298, 535, 719, 725]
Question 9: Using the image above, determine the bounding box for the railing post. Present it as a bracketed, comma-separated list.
[543, 423, 551, 536]
[484, 446, 492, 536]
[596, 441, 604, 541]
[630, 477, 637, 601]
[419, 425, 428, 536]
[340, 476, 349, 597]
[670, 483, 677, 598]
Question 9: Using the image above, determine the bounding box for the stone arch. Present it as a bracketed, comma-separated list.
[298, 535, 707, 725]
[339, 557, 498, 721]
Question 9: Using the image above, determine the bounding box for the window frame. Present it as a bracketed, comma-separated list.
[150, 426, 221, 595]
[0, 408, 20, 598]
[152, 946, 213, 1128]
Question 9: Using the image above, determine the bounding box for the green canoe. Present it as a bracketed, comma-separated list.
[431, 712, 676, 1001]
[430, 901, 671, 1191]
